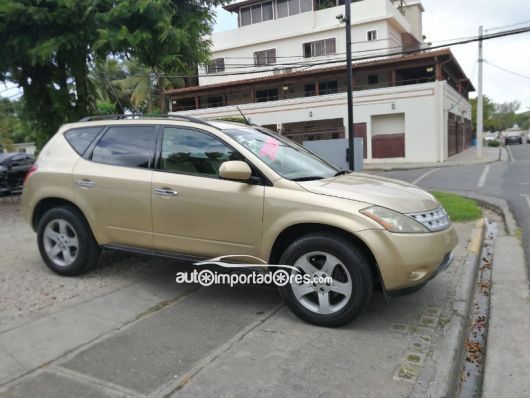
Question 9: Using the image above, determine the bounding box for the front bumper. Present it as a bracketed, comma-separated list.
[357, 224, 459, 292]
[386, 252, 454, 297]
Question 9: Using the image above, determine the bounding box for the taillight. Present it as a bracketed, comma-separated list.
[24, 164, 38, 184]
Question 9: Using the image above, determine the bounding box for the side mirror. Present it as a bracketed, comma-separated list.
[219, 160, 252, 181]
[9, 162, 18, 168]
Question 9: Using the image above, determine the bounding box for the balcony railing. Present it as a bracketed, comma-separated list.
[172, 76, 438, 111]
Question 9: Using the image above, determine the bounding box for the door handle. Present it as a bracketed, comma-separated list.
[154, 187, 178, 197]
[76, 179, 96, 189]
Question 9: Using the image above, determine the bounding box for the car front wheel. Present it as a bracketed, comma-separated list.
[278, 234, 374, 327]
[37, 206, 101, 276]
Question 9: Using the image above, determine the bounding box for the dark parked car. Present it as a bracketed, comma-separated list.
[0, 152, 35, 194]
[504, 132, 523, 145]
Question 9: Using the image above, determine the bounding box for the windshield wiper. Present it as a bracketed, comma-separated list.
[333, 170, 352, 176]
[291, 176, 325, 182]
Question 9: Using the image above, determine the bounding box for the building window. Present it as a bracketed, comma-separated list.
[206, 58, 225, 74]
[241, 7, 251, 26]
[207, 96, 225, 108]
[263, 1, 274, 20]
[241, 1, 273, 26]
[256, 88, 278, 102]
[303, 38, 336, 58]
[319, 80, 338, 95]
[277, 0, 312, 19]
[173, 98, 196, 111]
[300, 0, 312, 12]
[368, 75, 379, 85]
[254, 49, 277, 66]
[304, 83, 316, 97]
[367, 30, 377, 41]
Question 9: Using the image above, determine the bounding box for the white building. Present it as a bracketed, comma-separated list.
[167, 0, 474, 164]
[13, 142, 36, 155]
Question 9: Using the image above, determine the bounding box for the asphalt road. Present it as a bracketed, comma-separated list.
[376, 142, 530, 271]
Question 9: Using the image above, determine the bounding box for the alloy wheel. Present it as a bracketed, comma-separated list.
[43, 219, 79, 267]
[291, 251, 352, 315]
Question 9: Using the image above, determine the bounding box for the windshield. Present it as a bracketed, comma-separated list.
[223, 126, 338, 181]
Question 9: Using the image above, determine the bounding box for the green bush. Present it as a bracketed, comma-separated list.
[487, 140, 501, 147]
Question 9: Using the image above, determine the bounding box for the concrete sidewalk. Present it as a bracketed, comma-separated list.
[482, 228, 530, 397]
[0, 223, 483, 398]
[364, 146, 505, 171]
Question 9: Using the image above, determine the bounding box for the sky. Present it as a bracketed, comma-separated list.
[2, 1, 529, 112]
[212, 0, 530, 112]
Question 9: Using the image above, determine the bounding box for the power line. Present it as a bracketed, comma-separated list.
[214, 33, 481, 64]
[100, 68, 126, 113]
[130, 25, 530, 80]
[484, 60, 530, 81]
[485, 19, 530, 32]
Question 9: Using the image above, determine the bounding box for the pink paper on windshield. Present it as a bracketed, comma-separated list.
[259, 137, 280, 161]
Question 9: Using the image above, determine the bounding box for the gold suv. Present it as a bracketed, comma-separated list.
[21, 116, 458, 327]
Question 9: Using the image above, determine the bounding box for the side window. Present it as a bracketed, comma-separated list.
[64, 127, 102, 155]
[91, 126, 157, 168]
[160, 127, 243, 177]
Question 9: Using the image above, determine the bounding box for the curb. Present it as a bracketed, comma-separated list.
[411, 219, 485, 398]
[364, 148, 502, 172]
[414, 191, 518, 398]
[452, 191, 517, 236]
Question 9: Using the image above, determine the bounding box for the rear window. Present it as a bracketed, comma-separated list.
[64, 127, 102, 155]
[91, 126, 157, 168]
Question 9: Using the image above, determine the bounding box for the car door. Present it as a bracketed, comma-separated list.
[151, 125, 265, 258]
[73, 125, 157, 249]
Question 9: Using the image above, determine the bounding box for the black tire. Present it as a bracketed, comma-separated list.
[37, 206, 101, 276]
[278, 233, 374, 327]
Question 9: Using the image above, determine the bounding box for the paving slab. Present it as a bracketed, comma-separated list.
[0, 263, 197, 385]
[2, 370, 124, 398]
[59, 285, 282, 395]
[170, 223, 479, 398]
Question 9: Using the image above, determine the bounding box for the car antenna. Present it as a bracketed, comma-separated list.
[236, 106, 251, 125]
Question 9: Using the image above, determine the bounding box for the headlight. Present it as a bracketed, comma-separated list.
[360, 206, 429, 233]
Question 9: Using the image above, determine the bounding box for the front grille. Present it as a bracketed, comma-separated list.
[407, 207, 450, 232]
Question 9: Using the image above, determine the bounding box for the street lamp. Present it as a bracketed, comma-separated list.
[339, 0, 355, 170]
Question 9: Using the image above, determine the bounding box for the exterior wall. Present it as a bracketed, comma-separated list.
[400, 1, 423, 42]
[171, 81, 469, 164]
[13, 142, 36, 155]
[200, 0, 415, 86]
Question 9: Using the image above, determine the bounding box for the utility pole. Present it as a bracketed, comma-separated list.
[476, 25, 484, 160]
[345, 0, 355, 170]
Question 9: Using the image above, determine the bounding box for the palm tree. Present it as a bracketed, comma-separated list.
[115, 59, 186, 113]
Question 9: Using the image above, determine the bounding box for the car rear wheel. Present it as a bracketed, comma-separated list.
[37, 206, 100, 276]
[278, 234, 374, 327]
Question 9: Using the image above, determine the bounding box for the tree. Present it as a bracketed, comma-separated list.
[470, 97, 523, 132]
[470, 96, 496, 131]
[515, 111, 530, 131]
[0, 0, 227, 147]
[0, 98, 36, 151]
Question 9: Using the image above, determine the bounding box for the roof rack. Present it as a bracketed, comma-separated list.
[78, 114, 212, 126]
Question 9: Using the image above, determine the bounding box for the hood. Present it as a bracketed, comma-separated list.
[0, 165, 7, 174]
[297, 172, 439, 214]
